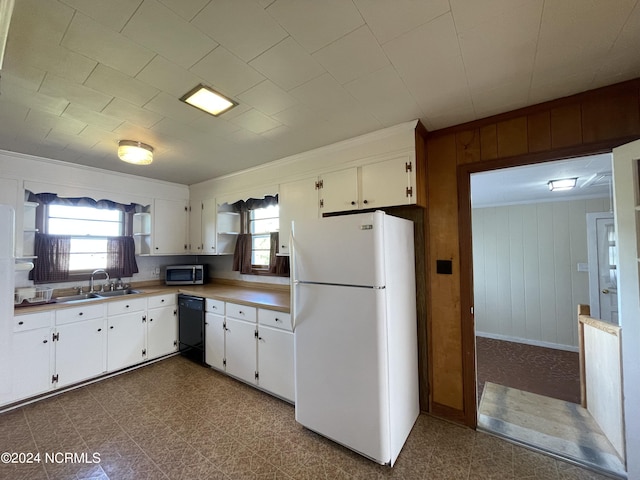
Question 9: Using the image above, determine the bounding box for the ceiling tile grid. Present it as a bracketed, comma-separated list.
[0, 0, 639, 185]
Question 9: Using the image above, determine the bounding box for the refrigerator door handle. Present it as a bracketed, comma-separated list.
[290, 229, 297, 332]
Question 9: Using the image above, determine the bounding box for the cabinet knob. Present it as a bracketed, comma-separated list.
[18, 321, 24, 325]
[110, 326, 114, 329]
[351, 201, 356, 205]
[97, 328, 102, 332]
[161, 299, 165, 303]
[363, 200, 369, 204]
[275, 318, 281, 322]
[43, 339, 48, 343]
[79, 312, 83, 316]
[125, 305, 129, 308]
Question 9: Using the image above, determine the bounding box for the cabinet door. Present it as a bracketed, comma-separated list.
[257, 325, 294, 402]
[361, 155, 414, 208]
[202, 198, 218, 254]
[147, 305, 178, 360]
[319, 168, 358, 214]
[153, 198, 188, 254]
[205, 313, 225, 370]
[55, 318, 106, 388]
[189, 200, 203, 253]
[224, 317, 256, 384]
[107, 312, 146, 372]
[11, 328, 53, 401]
[279, 177, 319, 255]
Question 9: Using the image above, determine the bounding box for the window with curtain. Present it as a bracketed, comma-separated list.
[29, 192, 140, 283]
[231, 195, 289, 276]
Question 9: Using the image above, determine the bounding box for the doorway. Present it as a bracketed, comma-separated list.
[469, 155, 625, 476]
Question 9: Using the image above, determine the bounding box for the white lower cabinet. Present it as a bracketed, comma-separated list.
[10, 311, 54, 402]
[205, 312, 225, 370]
[257, 324, 294, 402]
[224, 317, 257, 385]
[55, 317, 107, 388]
[147, 293, 178, 360]
[107, 312, 146, 372]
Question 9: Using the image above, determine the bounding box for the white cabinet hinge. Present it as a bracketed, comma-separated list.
[405, 161, 412, 172]
[315, 179, 323, 190]
[319, 199, 324, 208]
[52, 332, 59, 342]
[405, 187, 413, 197]
[51, 374, 58, 384]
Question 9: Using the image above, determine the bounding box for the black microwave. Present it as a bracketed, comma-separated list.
[165, 265, 207, 285]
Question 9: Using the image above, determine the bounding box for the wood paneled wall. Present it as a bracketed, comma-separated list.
[473, 198, 610, 350]
[423, 79, 640, 426]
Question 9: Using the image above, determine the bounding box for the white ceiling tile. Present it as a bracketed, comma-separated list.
[230, 109, 282, 134]
[61, 13, 155, 77]
[289, 73, 360, 119]
[113, 122, 164, 147]
[249, 37, 325, 91]
[0, 100, 29, 124]
[40, 74, 114, 111]
[450, 0, 541, 33]
[192, 0, 288, 62]
[25, 110, 87, 136]
[237, 80, 297, 116]
[271, 104, 321, 128]
[470, 78, 531, 119]
[157, 0, 210, 21]
[151, 117, 210, 143]
[62, 104, 124, 131]
[143, 92, 206, 124]
[312, 26, 389, 85]
[9, 0, 73, 47]
[122, 0, 217, 69]
[189, 116, 242, 138]
[266, 0, 364, 52]
[344, 65, 423, 127]
[135, 55, 206, 98]
[59, 0, 144, 31]
[102, 98, 164, 129]
[0, 79, 69, 116]
[46, 130, 100, 150]
[354, 0, 450, 44]
[85, 64, 160, 107]
[0, 65, 45, 92]
[78, 125, 121, 145]
[189, 47, 265, 96]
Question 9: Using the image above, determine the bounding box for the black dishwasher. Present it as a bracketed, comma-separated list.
[178, 294, 205, 365]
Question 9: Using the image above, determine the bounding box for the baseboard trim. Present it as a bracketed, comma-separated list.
[476, 331, 579, 353]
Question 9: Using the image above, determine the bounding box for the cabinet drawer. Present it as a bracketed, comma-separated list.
[206, 298, 225, 314]
[258, 309, 292, 332]
[14, 311, 53, 332]
[226, 302, 256, 322]
[147, 293, 176, 309]
[56, 304, 105, 325]
[107, 297, 147, 316]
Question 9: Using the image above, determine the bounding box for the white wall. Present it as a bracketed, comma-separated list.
[472, 197, 610, 350]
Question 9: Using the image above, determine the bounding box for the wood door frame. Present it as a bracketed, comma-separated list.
[456, 139, 632, 428]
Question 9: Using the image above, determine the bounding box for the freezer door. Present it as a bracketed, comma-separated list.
[294, 283, 391, 464]
[292, 212, 385, 287]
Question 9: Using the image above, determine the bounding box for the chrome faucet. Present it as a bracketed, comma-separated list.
[90, 269, 110, 293]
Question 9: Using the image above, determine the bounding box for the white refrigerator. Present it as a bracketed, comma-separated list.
[0, 204, 16, 404]
[291, 211, 419, 466]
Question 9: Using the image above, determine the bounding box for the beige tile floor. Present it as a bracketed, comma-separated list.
[0, 356, 614, 479]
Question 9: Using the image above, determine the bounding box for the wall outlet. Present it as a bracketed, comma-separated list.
[152, 267, 160, 277]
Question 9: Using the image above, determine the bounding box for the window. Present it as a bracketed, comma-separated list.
[249, 205, 279, 268]
[46, 205, 123, 272]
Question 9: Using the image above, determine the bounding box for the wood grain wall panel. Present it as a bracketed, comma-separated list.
[527, 111, 551, 152]
[424, 78, 640, 427]
[582, 91, 640, 143]
[456, 130, 480, 165]
[480, 124, 498, 160]
[497, 117, 528, 158]
[426, 134, 463, 410]
[550, 104, 582, 148]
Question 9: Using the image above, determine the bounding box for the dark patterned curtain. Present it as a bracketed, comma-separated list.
[230, 195, 278, 212]
[232, 234, 253, 274]
[32, 233, 71, 283]
[27, 191, 143, 212]
[107, 236, 139, 278]
[268, 232, 290, 276]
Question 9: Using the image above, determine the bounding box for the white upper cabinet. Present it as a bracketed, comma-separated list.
[188, 200, 203, 254]
[153, 198, 188, 255]
[319, 167, 358, 214]
[279, 177, 320, 255]
[360, 154, 415, 209]
[202, 198, 218, 254]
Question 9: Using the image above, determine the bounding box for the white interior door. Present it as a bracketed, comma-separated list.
[587, 212, 618, 323]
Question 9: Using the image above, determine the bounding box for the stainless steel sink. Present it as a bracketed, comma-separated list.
[95, 289, 142, 297]
[54, 289, 143, 303]
[54, 293, 101, 303]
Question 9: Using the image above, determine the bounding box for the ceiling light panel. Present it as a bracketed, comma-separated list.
[180, 84, 237, 117]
